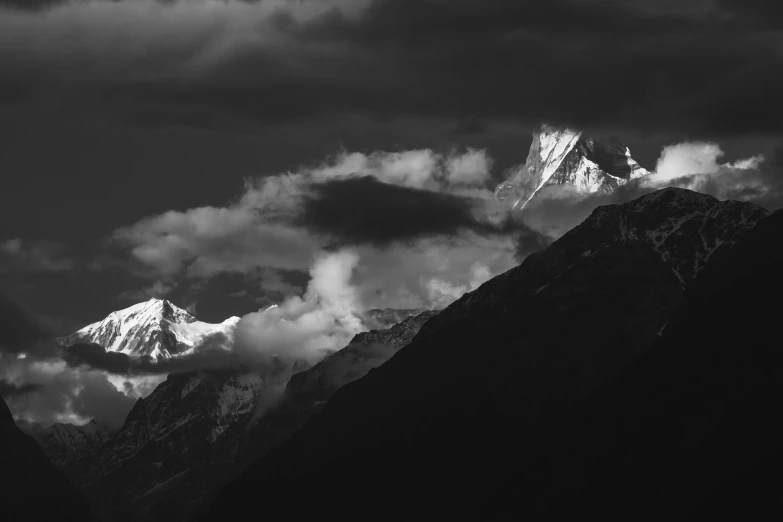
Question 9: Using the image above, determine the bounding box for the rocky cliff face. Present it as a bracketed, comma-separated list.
[60, 298, 240, 360]
[203, 188, 773, 522]
[495, 124, 650, 211]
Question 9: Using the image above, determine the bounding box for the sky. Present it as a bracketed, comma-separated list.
[2, 0, 783, 428]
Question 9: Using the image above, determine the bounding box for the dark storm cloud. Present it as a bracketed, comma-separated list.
[299, 175, 502, 245]
[267, 0, 782, 135]
[2, 0, 782, 138]
[0, 379, 43, 399]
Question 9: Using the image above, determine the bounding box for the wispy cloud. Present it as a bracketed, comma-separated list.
[0, 238, 74, 272]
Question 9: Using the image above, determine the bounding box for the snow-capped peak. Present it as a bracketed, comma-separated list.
[495, 124, 650, 211]
[105, 298, 194, 326]
[60, 298, 241, 360]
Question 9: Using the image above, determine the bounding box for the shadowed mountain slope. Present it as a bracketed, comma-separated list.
[203, 189, 774, 521]
[1, 397, 94, 522]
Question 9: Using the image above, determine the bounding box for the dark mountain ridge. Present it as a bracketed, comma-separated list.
[203, 188, 777, 522]
[487, 207, 783, 520]
[28, 310, 437, 522]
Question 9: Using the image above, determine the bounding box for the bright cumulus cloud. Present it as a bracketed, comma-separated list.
[112, 146, 511, 306]
[233, 249, 364, 366]
[642, 141, 773, 202]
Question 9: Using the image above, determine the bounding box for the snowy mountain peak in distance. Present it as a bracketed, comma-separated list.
[60, 297, 241, 360]
[495, 124, 650, 211]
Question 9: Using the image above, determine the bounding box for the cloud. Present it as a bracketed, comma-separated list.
[112, 202, 316, 278]
[1, 354, 136, 431]
[652, 142, 724, 182]
[425, 262, 493, 309]
[641, 141, 783, 205]
[112, 147, 517, 311]
[0, 378, 43, 399]
[349, 233, 518, 310]
[63, 337, 246, 377]
[251, 268, 303, 300]
[232, 249, 364, 367]
[2, 0, 780, 136]
[0, 238, 74, 272]
[118, 279, 176, 301]
[298, 175, 496, 246]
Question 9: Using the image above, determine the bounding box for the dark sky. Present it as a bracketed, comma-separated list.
[2, 0, 783, 330]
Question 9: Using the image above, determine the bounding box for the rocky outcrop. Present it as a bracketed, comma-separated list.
[495, 124, 650, 211]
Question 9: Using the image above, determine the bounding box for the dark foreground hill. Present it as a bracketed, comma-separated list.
[202, 188, 781, 521]
[499, 206, 783, 521]
[0, 397, 94, 522]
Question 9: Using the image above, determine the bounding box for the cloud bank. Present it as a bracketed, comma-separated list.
[112, 147, 518, 311]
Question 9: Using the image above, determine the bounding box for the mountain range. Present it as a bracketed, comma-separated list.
[31, 302, 436, 521]
[6, 127, 783, 522]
